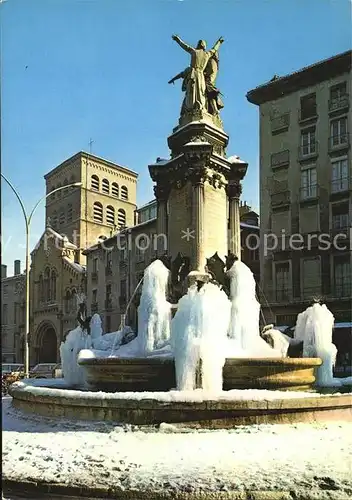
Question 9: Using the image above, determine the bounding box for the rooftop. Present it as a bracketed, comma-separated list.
[44, 151, 138, 180]
[246, 49, 352, 105]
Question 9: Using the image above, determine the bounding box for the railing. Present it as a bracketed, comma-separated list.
[299, 105, 317, 122]
[329, 94, 349, 113]
[271, 150, 290, 169]
[331, 177, 350, 193]
[270, 113, 290, 134]
[300, 184, 318, 201]
[328, 133, 349, 151]
[91, 271, 98, 281]
[271, 190, 290, 207]
[298, 141, 318, 160]
[261, 282, 351, 305]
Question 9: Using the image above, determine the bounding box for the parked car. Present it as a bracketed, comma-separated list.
[29, 363, 60, 379]
[2, 363, 24, 376]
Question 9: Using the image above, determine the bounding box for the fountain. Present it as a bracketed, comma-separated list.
[9, 34, 351, 427]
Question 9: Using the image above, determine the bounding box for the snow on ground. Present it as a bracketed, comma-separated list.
[2, 396, 352, 497]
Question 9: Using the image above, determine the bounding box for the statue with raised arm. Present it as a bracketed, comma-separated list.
[171, 35, 224, 114]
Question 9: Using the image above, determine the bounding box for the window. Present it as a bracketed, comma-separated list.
[106, 250, 113, 270]
[334, 257, 351, 297]
[300, 167, 317, 199]
[50, 270, 57, 301]
[121, 185, 128, 200]
[120, 279, 127, 298]
[91, 175, 99, 191]
[300, 93, 316, 120]
[332, 159, 348, 192]
[67, 204, 73, 223]
[332, 203, 349, 230]
[117, 208, 126, 227]
[59, 210, 65, 225]
[65, 290, 71, 313]
[275, 263, 290, 301]
[38, 275, 44, 303]
[106, 284, 112, 304]
[330, 117, 348, 147]
[112, 182, 119, 197]
[330, 82, 347, 101]
[93, 258, 98, 273]
[102, 179, 110, 194]
[2, 304, 8, 324]
[92, 289, 97, 303]
[135, 236, 147, 262]
[105, 315, 111, 333]
[93, 202, 103, 223]
[106, 205, 115, 225]
[301, 129, 316, 156]
[44, 267, 50, 300]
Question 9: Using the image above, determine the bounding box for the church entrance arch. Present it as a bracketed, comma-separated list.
[35, 322, 58, 363]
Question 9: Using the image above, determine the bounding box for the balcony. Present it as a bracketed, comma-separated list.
[300, 184, 318, 202]
[271, 150, 290, 170]
[328, 133, 350, 153]
[298, 141, 318, 162]
[270, 113, 290, 134]
[271, 190, 290, 208]
[91, 302, 98, 314]
[299, 105, 318, 124]
[91, 271, 98, 281]
[329, 94, 349, 115]
[331, 177, 350, 194]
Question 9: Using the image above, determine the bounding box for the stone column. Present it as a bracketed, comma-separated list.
[154, 184, 169, 256]
[193, 178, 205, 272]
[227, 181, 242, 260]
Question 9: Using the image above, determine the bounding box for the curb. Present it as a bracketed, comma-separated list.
[2, 479, 351, 500]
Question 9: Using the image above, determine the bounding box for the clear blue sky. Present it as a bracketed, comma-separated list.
[1, 0, 351, 274]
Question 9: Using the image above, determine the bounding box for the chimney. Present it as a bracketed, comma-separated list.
[14, 260, 21, 276]
[1, 264, 7, 279]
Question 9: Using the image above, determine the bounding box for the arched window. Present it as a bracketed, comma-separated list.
[67, 204, 73, 223]
[93, 202, 103, 223]
[51, 211, 58, 229]
[70, 288, 77, 312]
[44, 267, 50, 301]
[117, 208, 126, 227]
[38, 275, 44, 304]
[106, 205, 115, 225]
[112, 182, 119, 197]
[59, 209, 65, 225]
[51, 270, 57, 301]
[121, 185, 128, 200]
[102, 178, 110, 194]
[91, 175, 99, 191]
[65, 289, 71, 314]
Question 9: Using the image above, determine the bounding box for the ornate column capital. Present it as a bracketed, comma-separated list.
[154, 182, 171, 202]
[227, 181, 242, 199]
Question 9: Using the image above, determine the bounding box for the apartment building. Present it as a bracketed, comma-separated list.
[247, 50, 352, 326]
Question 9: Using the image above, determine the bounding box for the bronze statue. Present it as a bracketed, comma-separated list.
[170, 35, 224, 114]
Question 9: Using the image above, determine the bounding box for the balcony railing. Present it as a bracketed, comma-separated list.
[271, 190, 290, 207]
[299, 105, 317, 122]
[270, 113, 290, 134]
[328, 133, 349, 152]
[298, 141, 318, 160]
[91, 271, 98, 281]
[331, 177, 350, 193]
[329, 94, 349, 113]
[271, 150, 290, 169]
[300, 184, 318, 201]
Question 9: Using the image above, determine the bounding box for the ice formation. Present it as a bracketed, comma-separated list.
[137, 259, 172, 355]
[90, 314, 103, 343]
[60, 326, 92, 387]
[171, 282, 231, 392]
[294, 303, 338, 386]
[227, 261, 281, 357]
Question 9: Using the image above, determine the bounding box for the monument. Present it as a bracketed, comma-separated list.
[150, 35, 247, 288]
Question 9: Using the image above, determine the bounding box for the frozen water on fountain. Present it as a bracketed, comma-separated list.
[227, 261, 281, 357]
[137, 259, 172, 355]
[60, 326, 91, 387]
[171, 282, 231, 392]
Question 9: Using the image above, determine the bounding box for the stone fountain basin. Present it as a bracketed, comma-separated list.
[78, 356, 323, 392]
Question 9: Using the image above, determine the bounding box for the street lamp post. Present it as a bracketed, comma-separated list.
[1, 174, 82, 377]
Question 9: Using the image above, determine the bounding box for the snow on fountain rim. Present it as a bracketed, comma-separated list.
[11, 378, 351, 403]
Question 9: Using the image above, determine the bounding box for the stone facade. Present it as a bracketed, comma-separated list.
[247, 50, 352, 326]
[1, 262, 25, 362]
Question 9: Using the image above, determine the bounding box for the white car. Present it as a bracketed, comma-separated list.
[29, 363, 60, 379]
